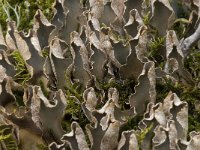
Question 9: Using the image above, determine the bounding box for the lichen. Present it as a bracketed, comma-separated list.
[0, 0, 200, 149]
[156, 77, 200, 133]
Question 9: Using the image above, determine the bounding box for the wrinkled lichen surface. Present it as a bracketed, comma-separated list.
[0, 0, 200, 149]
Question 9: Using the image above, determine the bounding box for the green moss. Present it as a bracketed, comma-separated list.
[98, 79, 136, 110]
[136, 123, 154, 149]
[109, 30, 131, 46]
[65, 89, 82, 119]
[0, 0, 54, 33]
[100, 23, 107, 29]
[20, 0, 54, 32]
[0, 3, 9, 34]
[156, 77, 182, 102]
[182, 48, 200, 132]
[148, 37, 165, 52]
[64, 75, 83, 101]
[142, 11, 150, 26]
[10, 50, 31, 85]
[39, 79, 50, 98]
[62, 92, 89, 132]
[37, 144, 49, 150]
[0, 127, 11, 141]
[0, 124, 19, 149]
[184, 48, 200, 83]
[62, 75, 89, 132]
[147, 36, 165, 68]
[171, 20, 189, 39]
[41, 50, 49, 58]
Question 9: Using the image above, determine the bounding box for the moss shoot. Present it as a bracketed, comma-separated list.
[10, 50, 31, 84]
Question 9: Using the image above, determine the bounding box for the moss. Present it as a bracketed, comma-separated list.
[37, 144, 49, 150]
[142, 11, 150, 26]
[65, 89, 82, 119]
[182, 48, 200, 132]
[0, 126, 11, 141]
[0, 0, 54, 33]
[98, 79, 136, 110]
[0, 124, 19, 149]
[156, 77, 182, 102]
[0, 3, 9, 34]
[100, 23, 107, 29]
[109, 30, 131, 46]
[148, 37, 165, 52]
[136, 123, 154, 149]
[184, 48, 200, 83]
[10, 50, 31, 85]
[170, 0, 190, 39]
[147, 36, 165, 68]
[62, 75, 89, 132]
[20, 0, 54, 32]
[62, 94, 89, 132]
[41, 49, 49, 58]
[64, 75, 83, 101]
[171, 19, 190, 39]
[39, 79, 50, 98]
